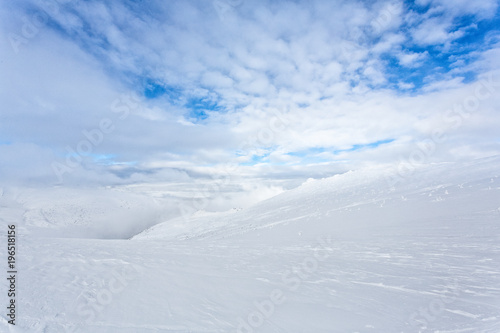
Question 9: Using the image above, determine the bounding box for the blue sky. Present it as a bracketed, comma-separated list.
[1, 0, 500, 186]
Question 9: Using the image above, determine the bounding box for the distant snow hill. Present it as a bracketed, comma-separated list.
[1, 185, 180, 239]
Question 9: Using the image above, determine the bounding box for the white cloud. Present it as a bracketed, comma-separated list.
[422, 77, 465, 92]
[371, 1, 405, 35]
[372, 33, 406, 54]
[411, 17, 455, 46]
[397, 82, 415, 90]
[415, 0, 498, 19]
[1, 0, 499, 188]
[410, 0, 497, 46]
[397, 50, 428, 67]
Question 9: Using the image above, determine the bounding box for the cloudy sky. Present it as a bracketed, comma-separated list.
[1, 0, 500, 187]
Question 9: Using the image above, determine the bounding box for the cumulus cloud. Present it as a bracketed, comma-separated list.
[1, 0, 499, 189]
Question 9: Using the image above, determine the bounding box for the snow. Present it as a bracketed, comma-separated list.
[1, 157, 500, 332]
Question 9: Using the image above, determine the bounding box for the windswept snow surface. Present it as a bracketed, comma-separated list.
[1, 157, 500, 332]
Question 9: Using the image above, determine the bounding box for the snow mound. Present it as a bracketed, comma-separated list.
[134, 156, 500, 244]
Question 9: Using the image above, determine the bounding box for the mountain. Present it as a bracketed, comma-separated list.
[1, 156, 499, 332]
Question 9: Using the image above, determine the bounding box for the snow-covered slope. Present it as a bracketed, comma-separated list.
[135, 157, 500, 245]
[1, 157, 499, 332]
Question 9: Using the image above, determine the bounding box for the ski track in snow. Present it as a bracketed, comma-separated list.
[1, 157, 500, 332]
